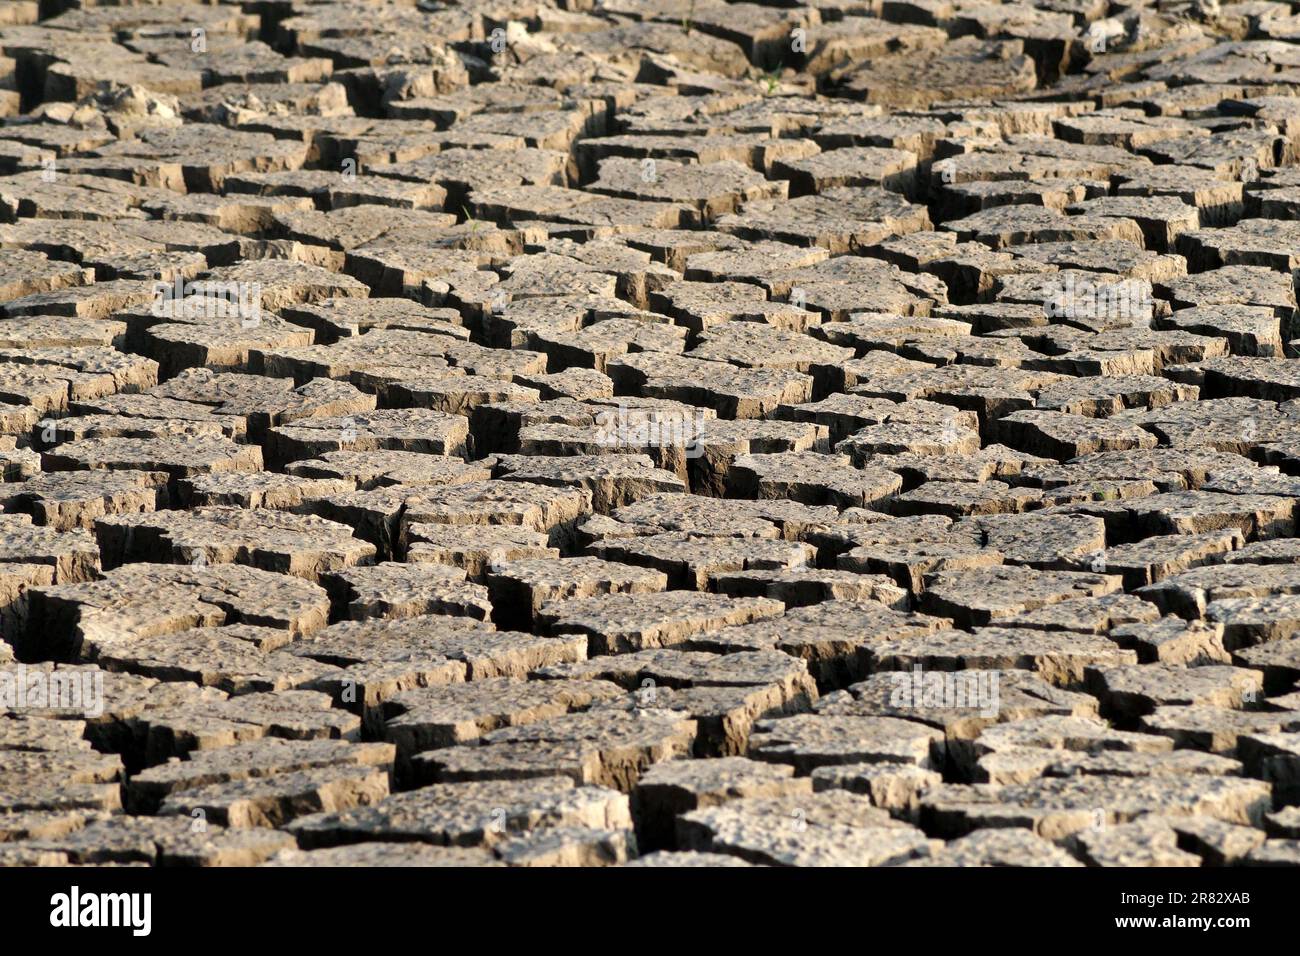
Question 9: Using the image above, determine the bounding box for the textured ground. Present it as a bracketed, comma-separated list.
[3, 0, 1300, 868]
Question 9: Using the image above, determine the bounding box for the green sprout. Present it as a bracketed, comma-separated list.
[462, 204, 482, 235]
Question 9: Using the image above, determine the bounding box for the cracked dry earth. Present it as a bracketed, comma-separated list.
[8, 0, 1300, 872]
